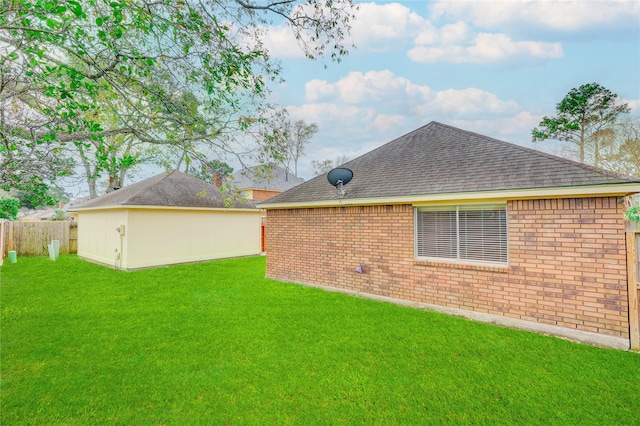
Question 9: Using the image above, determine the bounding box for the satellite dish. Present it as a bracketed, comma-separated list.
[327, 168, 353, 187]
[327, 168, 353, 197]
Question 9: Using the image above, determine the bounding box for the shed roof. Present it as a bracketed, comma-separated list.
[73, 170, 255, 210]
[233, 164, 304, 191]
[263, 122, 640, 206]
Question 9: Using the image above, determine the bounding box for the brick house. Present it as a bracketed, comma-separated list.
[233, 164, 305, 252]
[233, 164, 304, 202]
[261, 122, 640, 350]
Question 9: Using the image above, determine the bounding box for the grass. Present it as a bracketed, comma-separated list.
[1, 255, 639, 425]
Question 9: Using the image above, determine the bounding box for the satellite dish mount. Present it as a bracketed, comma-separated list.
[327, 168, 353, 198]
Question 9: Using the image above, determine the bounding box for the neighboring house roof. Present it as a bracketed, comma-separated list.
[68, 197, 91, 208]
[73, 170, 255, 210]
[19, 203, 69, 220]
[233, 164, 304, 191]
[19, 207, 55, 220]
[263, 122, 640, 207]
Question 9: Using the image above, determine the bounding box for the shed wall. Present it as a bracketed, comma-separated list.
[77, 210, 129, 267]
[266, 196, 630, 339]
[125, 209, 261, 269]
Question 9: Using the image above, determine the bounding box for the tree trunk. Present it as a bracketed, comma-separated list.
[580, 122, 585, 163]
[78, 145, 98, 198]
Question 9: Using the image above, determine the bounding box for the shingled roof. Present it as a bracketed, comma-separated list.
[73, 170, 255, 210]
[263, 122, 640, 206]
[233, 164, 304, 191]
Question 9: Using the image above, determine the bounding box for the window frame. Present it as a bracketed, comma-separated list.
[414, 204, 509, 266]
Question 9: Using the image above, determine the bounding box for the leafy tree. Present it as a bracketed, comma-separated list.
[0, 62, 74, 203]
[16, 186, 68, 210]
[0, 0, 356, 197]
[187, 158, 234, 186]
[76, 130, 147, 197]
[0, 197, 20, 220]
[311, 155, 350, 175]
[532, 83, 630, 163]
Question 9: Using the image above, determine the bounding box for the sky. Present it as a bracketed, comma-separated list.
[59, 0, 640, 196]
[258, 0, 640, 181]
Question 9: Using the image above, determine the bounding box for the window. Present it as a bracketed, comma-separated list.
[415, 205, 508, 265]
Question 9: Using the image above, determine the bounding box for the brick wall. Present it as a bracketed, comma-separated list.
[251, 189, 282, 201]
[266, 197, 630, 338]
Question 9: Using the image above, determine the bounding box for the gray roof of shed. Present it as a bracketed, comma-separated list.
[265, 122, 640, 205]
[73, 170, 255, 210]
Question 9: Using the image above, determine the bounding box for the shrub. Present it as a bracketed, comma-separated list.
[624, 205, 640, 222]
[51, 209, 67, 221]
[0, 197, 21, 220]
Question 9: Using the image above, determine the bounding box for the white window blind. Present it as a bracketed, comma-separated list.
[415, 205, 508, 264]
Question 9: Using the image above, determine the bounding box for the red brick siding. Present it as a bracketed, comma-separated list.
[266, 197, 629, 338]
[251, 189, 282, 201]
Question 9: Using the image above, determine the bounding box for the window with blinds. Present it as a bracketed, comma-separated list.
[415, 205, 508, 265]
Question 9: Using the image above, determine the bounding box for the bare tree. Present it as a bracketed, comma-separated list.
[278, 120, 318, 176]
[311, 155, 350, 175]
[597, 118, 640, 177]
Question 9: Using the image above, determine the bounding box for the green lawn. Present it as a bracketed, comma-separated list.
[1, 255, 639, 425]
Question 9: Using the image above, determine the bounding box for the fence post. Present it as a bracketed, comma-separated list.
[7, 220, 14, 252]
[626, 230, 640, 351]
[0, 219, 5, 265]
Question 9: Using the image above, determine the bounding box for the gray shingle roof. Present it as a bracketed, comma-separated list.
[265, 122, 640, 205]
[233, 164, 304, 191]
[73, 170, 255, 209]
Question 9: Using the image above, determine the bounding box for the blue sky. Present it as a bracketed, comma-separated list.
[261, 0, 640, 180]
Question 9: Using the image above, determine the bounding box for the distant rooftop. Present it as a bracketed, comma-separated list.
[233, 164, 304, 192]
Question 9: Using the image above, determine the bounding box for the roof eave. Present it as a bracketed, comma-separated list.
[70, 204, 258, 212]
[260, 182, 640, 209]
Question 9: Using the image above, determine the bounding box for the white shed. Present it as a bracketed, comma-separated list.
[72, 170, 261, 270]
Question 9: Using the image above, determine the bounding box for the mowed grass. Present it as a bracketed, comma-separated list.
[1, 256, 639, 425]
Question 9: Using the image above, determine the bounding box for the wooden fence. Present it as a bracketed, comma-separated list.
[0, 220, 77, 261]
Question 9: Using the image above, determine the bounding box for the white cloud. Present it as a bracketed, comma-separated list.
[429, 0, 640, 33]
[408, 31, 563, 63]
[414, 21, 471, 45]
[349, 3, 566, 64]
[450, 111, 542, 142]
[261, 2, 576, 64]
[288, 102, 373, 125]
[413, 88, 519, 117]
[303, 72, 521, 120]
[260, 24, 307, 59]
[305, 70, 433, 104]
[371, 114, 407, 133]
[348, 2, 427, 52]
[624, 98, 640, 115]
[349, 2, 570, 65]
[304, 79, 338, 103]
[288, 102, 404, 136]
